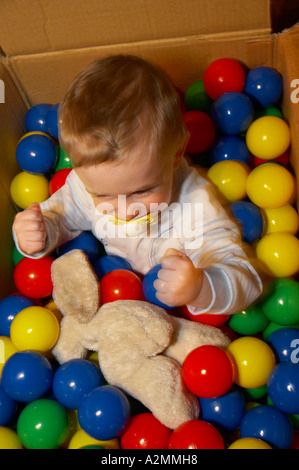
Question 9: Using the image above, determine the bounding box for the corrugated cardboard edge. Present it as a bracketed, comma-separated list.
[274, 25, 299, 207]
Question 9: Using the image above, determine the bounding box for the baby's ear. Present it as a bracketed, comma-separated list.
[51, 249, 100, 323]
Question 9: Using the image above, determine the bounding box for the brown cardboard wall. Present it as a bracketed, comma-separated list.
[0, 0, 271, 56]
[0, 63, 28, 298]
[7, 31, 273, 106]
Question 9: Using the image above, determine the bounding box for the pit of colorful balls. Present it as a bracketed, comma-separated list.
[1, 58, 298, 449]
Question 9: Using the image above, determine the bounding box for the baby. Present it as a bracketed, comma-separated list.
[13, 55, 262, 315]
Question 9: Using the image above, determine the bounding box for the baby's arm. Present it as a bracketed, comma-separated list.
[154, 184, 263, 315]
[12, 171, 94, 258]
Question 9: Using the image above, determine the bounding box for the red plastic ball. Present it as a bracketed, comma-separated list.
[49, 168, 72, 195]
[291, 432, 299, 449]
[13, 256, 54, 299]
[121, 413, 172, 449]
[168, 420, 225, 449]
[184, 307, 229, 326]
[182, 345, 234, 398]
[219, 324, 239, 342]
[100, 269, 144, 304]
[183, 111, 216, 153]
[203, 58, 246, 100]
[251, 150, 289, 168]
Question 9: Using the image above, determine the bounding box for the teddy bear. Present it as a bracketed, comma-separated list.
[51, 249, 231, 429]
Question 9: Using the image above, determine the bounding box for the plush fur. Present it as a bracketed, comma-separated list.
[51, 249, 231, 429]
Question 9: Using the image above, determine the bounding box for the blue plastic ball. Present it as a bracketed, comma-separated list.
[92, 255, 132, 280]
[1, 351, 53, 402]
[52, 359, 103, 409]
[57, 232, 102, 262]
[0, 386, 17, 426]
[210, 136, 249, 165]
[16, 133, 57, 174]
[46, 103, 59, 139]
[78, 385, 130, 440]
[199, 387, 246, 433]
[211, 92, 254, 135]
[230, 200, 263, 243]
[267, 362, 299, 414]
[267, 328, 299, 363]
[0, 294, 36, 336]
[25, 104, 52, 133]
[240, 404, 294, 449]
[142, 264, 175, 310]
[244, 66, 283, 107]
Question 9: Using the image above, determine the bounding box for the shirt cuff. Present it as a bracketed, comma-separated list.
[186, 266, 233, 315]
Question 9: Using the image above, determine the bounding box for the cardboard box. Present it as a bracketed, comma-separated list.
[0, 0, 298, 298]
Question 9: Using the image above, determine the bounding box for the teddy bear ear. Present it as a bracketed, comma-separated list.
[51, 249, 100, 323]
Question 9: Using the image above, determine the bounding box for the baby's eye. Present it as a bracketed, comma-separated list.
[133, 187, 154, 196]
[94, 194, 113, 200]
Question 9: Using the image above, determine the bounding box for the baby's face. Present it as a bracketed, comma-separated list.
[75, 154, 177, 221]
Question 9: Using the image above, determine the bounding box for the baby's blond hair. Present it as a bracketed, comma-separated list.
[58, 55, 187, 167]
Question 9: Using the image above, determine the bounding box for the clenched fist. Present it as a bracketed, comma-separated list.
[154, 248, 212, 308]
[13, 203, 47, 256]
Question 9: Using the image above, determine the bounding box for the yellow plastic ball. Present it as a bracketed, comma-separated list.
[68, 428, 120, 450]
[10, 171, 49, 209]
[44, 299, 63, 323]
[262, 204, 299, 235]
[0, 336, 18, 376]
[246, 162, 294, 209]
[207, 160, 249, 202]
[87, 351, 99, 366]
[227, 336, 276, 389]
[228, 437, 272, 449]
[0, 427, 23, 449]
[256, 232, 299, 277]
[10, 306, 60, 353]
[18, 131, 56, 144]
[246, 116, 291, 159]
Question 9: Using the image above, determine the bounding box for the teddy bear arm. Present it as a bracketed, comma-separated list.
[52, 316, 89, 364]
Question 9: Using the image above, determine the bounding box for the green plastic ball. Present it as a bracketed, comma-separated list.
[229, 303, 269, 335]
[263, 321, 299, 341]
[80, 445, 106, 449]
[17, 398, 70, 449]
[184, 80, 213, 113]
[54, 146, 73, 171]
[243, 385, 268, 401]
[12, 245, 24, 265]
[255, 106, 283, 119]
[261, 278, 299, 325]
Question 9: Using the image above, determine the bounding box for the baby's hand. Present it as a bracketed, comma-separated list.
[153, 248, 205, 307]
[13, 203, 47, 255]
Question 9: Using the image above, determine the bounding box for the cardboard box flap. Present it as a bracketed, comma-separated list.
[0, 0, 271, 56]
[5, 29, 273, 107]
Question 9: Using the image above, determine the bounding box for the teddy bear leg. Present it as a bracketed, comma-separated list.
[100, 353, 199, 430]
[133, 355, 200, 429]
[164, 316, 231, 365]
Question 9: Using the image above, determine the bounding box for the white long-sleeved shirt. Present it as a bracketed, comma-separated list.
[13, 159, 262, 315]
